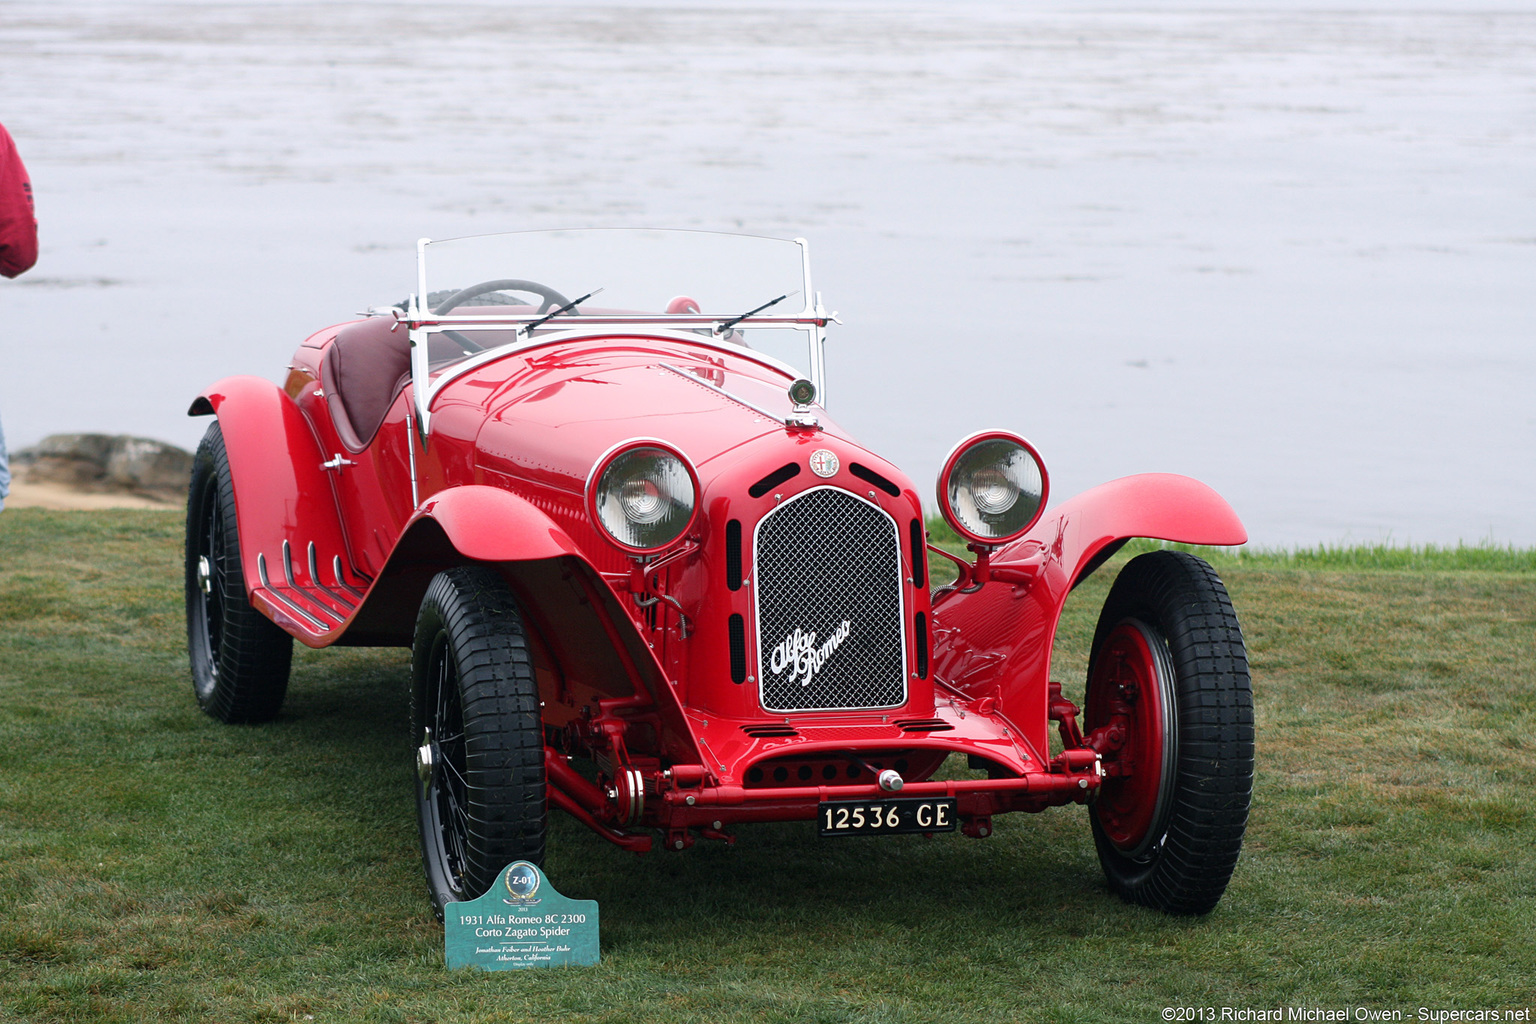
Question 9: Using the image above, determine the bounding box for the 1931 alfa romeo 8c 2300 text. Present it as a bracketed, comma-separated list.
[186, 230, 1253, 918]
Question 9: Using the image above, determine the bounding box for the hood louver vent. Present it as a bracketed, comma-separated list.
[741, 724, 799, 738]
[895, 718, 952, 733]
[749, 462, 801, 498]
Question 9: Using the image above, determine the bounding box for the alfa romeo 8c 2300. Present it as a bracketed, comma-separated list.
[186, 229, 1253, 919]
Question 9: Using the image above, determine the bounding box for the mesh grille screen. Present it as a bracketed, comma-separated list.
[755, 488, 906, 711]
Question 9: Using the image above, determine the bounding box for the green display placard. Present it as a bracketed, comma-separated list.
[444, 862, 599, 970]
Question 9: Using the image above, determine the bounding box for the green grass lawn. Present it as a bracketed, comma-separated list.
[1, 510, 1533, 1023]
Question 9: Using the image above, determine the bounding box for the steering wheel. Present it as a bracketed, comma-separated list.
[431, 278, 573, 315]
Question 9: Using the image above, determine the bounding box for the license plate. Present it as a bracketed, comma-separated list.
[818, 798, 958, 836]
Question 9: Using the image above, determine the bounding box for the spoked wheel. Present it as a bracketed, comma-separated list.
[185, 421, 292, 723]
[411, 566, 546, 920]
[1085, 550, 1253, 915]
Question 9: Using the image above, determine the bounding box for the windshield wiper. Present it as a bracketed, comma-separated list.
[713, 291, 798, 335]
[520, 287, 604, 336]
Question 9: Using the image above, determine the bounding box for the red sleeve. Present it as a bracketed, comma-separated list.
[0, 124, 39, 279]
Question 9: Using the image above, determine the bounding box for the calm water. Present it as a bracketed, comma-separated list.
[3, 1, 1533, 546]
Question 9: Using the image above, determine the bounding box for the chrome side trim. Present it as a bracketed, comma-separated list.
[256, 552, 328, 630]
[306, 542, 348, 606]
[334, 556, 366, 599]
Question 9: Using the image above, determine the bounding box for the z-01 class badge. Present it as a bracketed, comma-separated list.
[502, 862, 542, 906]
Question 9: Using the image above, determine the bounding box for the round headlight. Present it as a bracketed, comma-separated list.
[937, 430, 1048, 545]
[586, 440, 700, 554]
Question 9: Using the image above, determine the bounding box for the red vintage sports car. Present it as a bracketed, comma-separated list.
[186, 229, 1253, 919]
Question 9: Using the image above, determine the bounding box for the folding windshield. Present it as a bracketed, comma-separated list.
[418, 229, 811, 322]
[406, 229, 829, 434]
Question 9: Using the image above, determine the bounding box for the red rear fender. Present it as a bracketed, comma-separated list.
[189, 380, 598, 648]
[190, 376, 354, 642]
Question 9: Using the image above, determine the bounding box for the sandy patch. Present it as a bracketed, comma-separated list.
[4, 480, 180, 511]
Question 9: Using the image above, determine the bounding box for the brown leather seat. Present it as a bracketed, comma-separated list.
[319, 318, 413, 452]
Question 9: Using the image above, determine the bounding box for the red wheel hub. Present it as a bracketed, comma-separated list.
[1087, 620, 1174, 854]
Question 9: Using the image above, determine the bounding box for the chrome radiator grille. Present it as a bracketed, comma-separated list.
[754, 487, 907, 712]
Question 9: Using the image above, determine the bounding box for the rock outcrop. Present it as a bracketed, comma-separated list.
[13, 434, 193, 502]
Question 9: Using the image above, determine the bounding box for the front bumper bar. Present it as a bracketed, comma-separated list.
[657, 770, 1100, 824]
[545, 747, 1102, 851]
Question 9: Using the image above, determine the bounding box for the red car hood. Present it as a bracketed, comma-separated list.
[462, 337, 857, 494]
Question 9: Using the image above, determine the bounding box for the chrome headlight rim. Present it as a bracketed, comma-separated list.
[584, 437, 701, 555]
[936, 429, 1050, 546]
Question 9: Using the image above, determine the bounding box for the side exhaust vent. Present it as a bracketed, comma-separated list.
[910, 518, 927, 589]
[915, 611, 929, 679]
[726, 519, 743, 590]
[728, 614, 747, 683]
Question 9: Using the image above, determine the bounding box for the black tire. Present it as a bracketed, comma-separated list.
[411, 566, 546, 919]
[185, 421, 293, 723]
[1085, 550, 1253, 915]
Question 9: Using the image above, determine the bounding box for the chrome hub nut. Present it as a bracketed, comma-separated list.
[416, 729, 435, 786]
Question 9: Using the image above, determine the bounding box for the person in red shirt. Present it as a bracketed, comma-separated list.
[1, 120, 37, 510]
[0, 123, 37, 279]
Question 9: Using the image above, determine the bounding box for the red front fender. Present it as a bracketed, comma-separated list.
[328, 485, 593, 645]
[407, 485, 585, 563]
[351, 486, 705, 770]
[930, 473, 1245, 762]
[1028, 472, 1245, 591]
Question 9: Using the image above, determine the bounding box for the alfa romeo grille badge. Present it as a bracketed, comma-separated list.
[769, 621, 853, 688]
[808, 449, 839, 478]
